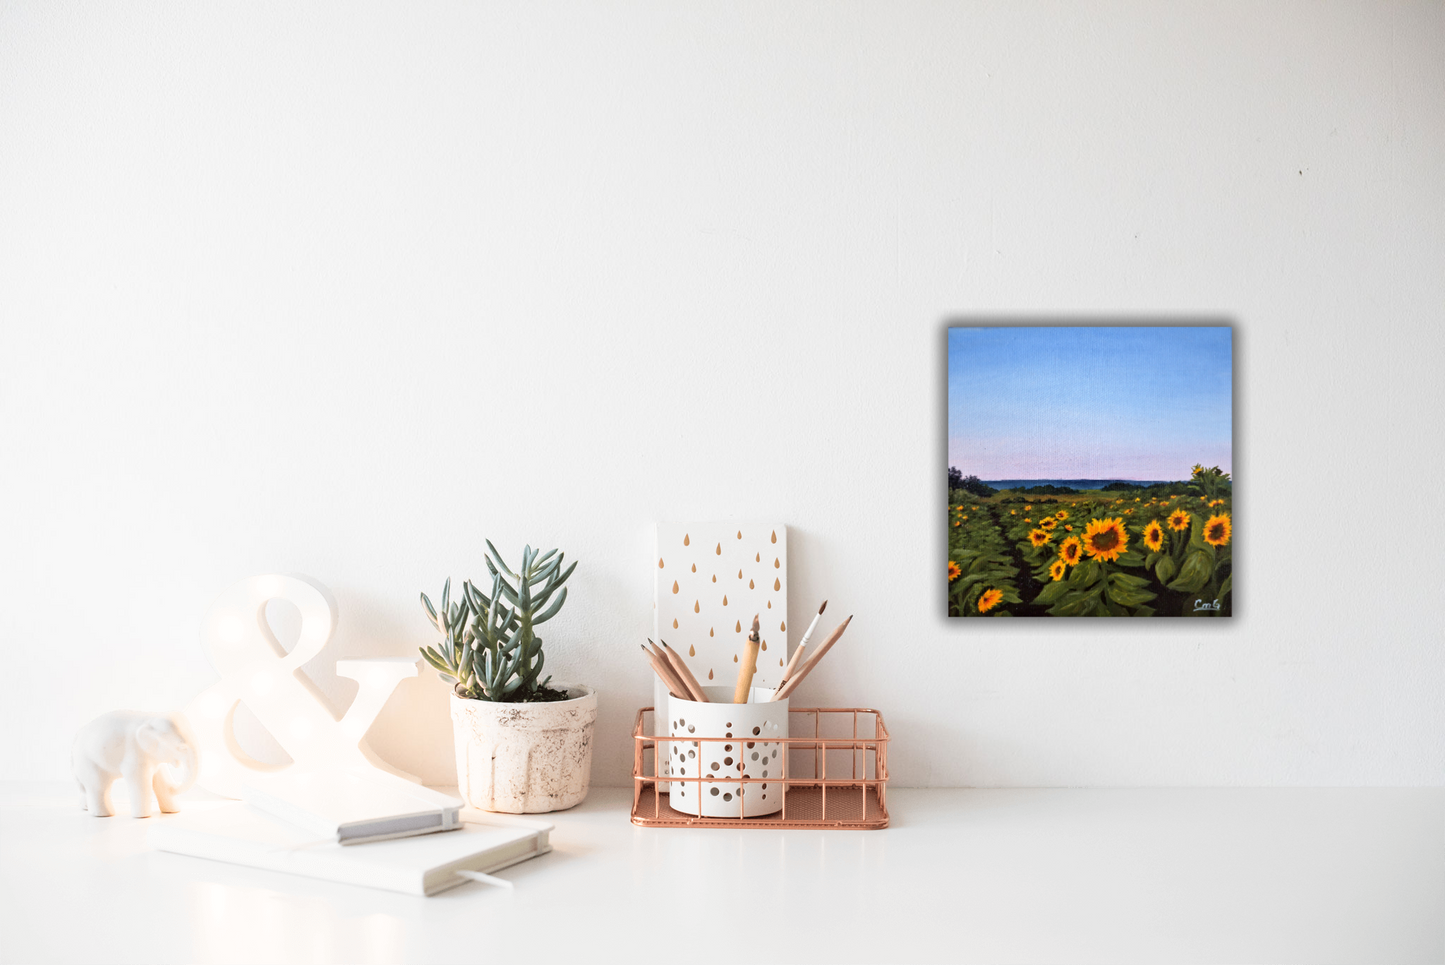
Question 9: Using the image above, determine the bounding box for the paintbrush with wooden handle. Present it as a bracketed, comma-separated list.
[733, 614, 761, 703]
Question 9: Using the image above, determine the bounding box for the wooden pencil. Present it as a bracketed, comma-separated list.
[660, 641, 709, 702]
[773, 614, 852, 701]
[768, 644, 809, 701]
[732, 615, 761, 704]
[641, 643, 685, 698]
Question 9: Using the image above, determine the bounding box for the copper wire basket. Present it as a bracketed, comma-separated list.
[630, 706, 890, 829]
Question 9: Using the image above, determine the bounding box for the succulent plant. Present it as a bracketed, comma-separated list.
[420, 541, 576, 701]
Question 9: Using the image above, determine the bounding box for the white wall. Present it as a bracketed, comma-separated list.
[3, 2, 1442, 788]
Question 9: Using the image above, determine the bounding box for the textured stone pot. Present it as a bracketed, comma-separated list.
[449, 685, 597, 813]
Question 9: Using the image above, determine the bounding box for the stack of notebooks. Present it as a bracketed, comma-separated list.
[148, 770, 552, 896]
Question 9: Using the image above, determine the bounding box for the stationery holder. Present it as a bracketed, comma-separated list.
[630, 705, 890, 829]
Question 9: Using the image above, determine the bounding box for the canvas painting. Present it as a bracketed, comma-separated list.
[947, 326, 1233, 617]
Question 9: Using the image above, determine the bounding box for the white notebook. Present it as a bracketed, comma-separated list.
[241, 770, 463, 844]
[148, 803, 552, 896]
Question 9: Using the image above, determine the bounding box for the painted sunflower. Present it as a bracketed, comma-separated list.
[1039, 517, 1057, 531]
[949, 560, 962, 581]
[1203, 513, 1232, 547]
[1142, 520, 1165, 553]
[1082, 517, 1129, 562]
[1028, 528, 1052, 548]
[1059, 536, 1083, 566]
[977, 588, 1004, 613]
[1049, 560, 1066, 582]
[1056, 510, 1069, 520]
[1168, 509, 1191, 531]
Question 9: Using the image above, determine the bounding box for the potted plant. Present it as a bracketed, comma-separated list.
[420, 541, 596, 813]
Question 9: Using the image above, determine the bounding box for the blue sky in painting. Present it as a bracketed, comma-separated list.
[947, 327, 1233, 480]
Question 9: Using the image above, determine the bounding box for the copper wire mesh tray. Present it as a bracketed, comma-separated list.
[631, 706, 890, 829]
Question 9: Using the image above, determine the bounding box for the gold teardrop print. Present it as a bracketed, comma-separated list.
[708, 669, 714, 680]
[735, 620, 741, 632]
[712, 575, 717, 582]
[658, 558, 664, 568]
[755, 553, 761, 562]
[737, 569, 743, 579]
[672, 581, 679, 594]
[749, 579, 755, 589]
[733, 654, 738, 663]
[781, 621, 786, 631]
[737, 530, 742, 539]
[689, 644, 696, 656]
[722, 595, 728, 606]
[694, 600, 700, 613]
[774, 557, 780, 568]
[761, 640, 768, 651]
[774, 578, 781, 591]
[779, 658, 785, 666]
[771, 530, 777, 543]
[715, 543, 722, 555]
[683, 534, 690, 546]
[709, 628, 714, 637]
[672, 618, 678, 628]
[767, 600, 771, 608]
[691, 563, 696, 572]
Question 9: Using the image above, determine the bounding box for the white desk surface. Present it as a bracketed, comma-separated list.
[1, 783, 1440, 964]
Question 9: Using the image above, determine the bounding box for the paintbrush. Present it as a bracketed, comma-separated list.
[773, 614, 852, 701]
[732, 614, 761, 704]
[770, 600, 826, 700]
[641, 643, 684, 698]
[660, 641, 709, 702]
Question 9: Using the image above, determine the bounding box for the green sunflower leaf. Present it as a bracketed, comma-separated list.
[1106, 584, 1157, 607]
[1166, 551, 1213, 594]
[1155, 555, 1178, 586]
[1033, 580, 1071, 605]
[1069, 561, 1102, 588]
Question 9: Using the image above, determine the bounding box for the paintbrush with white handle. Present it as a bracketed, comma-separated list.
[769, 600, 826, 700]
[773, 614, 852, 701]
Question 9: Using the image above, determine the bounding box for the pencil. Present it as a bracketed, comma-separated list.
[641, 643, 684, 698]
[661, 641, 709, 702]
[773, 614, 852, 701]
[733, 614, 761, 704]
[768, 644, 809, 701]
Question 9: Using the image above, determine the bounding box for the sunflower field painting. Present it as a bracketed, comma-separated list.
[947, 326, 1233, 617]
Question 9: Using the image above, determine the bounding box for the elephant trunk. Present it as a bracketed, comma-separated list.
[167, 743, 198, 794]
[165, 714, 199, 794]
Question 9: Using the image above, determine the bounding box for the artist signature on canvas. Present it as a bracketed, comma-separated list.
[1193, 599, 1222, 612]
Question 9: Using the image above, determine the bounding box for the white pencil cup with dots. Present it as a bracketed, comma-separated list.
[665, 686, 787, 818]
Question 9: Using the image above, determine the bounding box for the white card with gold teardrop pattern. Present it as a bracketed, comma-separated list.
[654, 522, 789, 695]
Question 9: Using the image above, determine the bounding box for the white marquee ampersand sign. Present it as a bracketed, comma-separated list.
[184, 574, 421, 798]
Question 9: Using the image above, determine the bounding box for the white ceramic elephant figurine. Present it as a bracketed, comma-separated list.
[72, 711, 198, 818]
